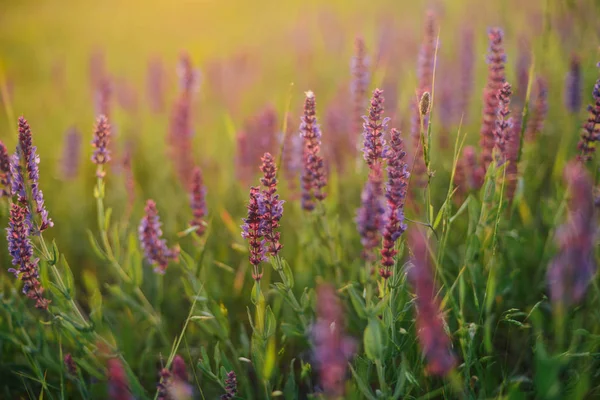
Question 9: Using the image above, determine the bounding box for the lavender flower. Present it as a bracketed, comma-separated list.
[259, 153, 284, 256]
[362, 88, 388, 168]
[351, 37, 370, 148]
[311, 284, 356, 397]
[480, 28, 507, 177]
[91, 115, 111, 166]
[107, 358, 132, 400]
[380, 128, 409, 277]
[189, 166, 207, 236]
[13, 117, 53, 231]
[577, 62, 600, 162]
[0, 140, 11, 197]
[300, 91, 327, 211]
[493, 82, 514, 163]
[6, 203, 50, 309]
[241, 186, 265, 281]
[356, 170, 386, 262]
[138, 200, 180, 274]
[547, 162, 597, 307]
[60, 127, 82, 180]
[565, 54, 582, 114]
[408, 229, 457, 376]
[221, 371, 238, 400]
[525, 78, 548, 142]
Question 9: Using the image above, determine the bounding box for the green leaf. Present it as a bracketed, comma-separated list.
[349, 364, 377, 400]
[348, 286, 367, 320]
[284, 359, 298, 400]
[86, 230, 107, 260]
[60, 257, 75, 299]
[363, 318, 388, 361]
[264, 306, 276, 339]
[281, 259, 294, 289]
[104, 208, 112, 232]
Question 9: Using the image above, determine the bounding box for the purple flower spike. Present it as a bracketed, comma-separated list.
[300, 91, 327, 211]
[577, 62, 600, 162]
[380, 128, 409, 277]
[12, 117, 53, 232]
[241, 186, 266, 281]
[189, 166, 207, 236]
[259, 153, 284, 256]
[362, 88, 388, 169]
[138, 200, 179, 274]
[91, 115, 111, 166]
[6, 203, 50, 309]
[221, 371, 238, 400]
[548, 162, 597, 307]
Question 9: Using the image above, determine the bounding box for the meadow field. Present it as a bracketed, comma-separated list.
[1, 0, 600, 398]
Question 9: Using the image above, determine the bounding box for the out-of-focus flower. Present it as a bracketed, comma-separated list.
[311, 284, 356, 397]
[300, 91, 327, 211]
[565, 54, 582, 114]
[60, 127, 82, 181]
[547, 162, 597, 307]
[64, 354, 78, 376]
[356, 170, 386, 262]
[525, 78, 548, 141]
[158, 355, 192, 400]
[147, 56, 167, 113]
[480, 28, 507, 178]
[107, 358, 132, 400]
[408, 229, 457, 376]
[411, 11, 436, 189]
[236, 105, 279, 185]
[351, 37, 370, 152]
[138, 200, 180, 274]
[0, 140, 11, 197]
[6, 203, 50, 310]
